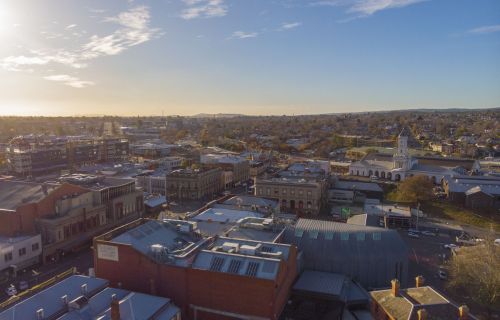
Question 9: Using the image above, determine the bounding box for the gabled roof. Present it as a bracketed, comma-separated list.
[0, 181, 58, 210]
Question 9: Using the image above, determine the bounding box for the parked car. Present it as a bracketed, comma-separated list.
[5, 285, 17, 297]
[19, 280, 29, 291]
[408, 232, 420, 238]
[495, 239, 500, 246]
[444, 244, 458, 250]
[422, 230, 436, 236]
[438, 269, 448, 280]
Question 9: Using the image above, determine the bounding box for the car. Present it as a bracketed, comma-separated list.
[438, 269, 448, 280]
[422, 230, 436, 236]
[444, 244, 458, 250]
[495, 239, 500, 246]
[18, 280, 29, 291]
[5, 285, 17, 297]
[408, 232, 420, 238]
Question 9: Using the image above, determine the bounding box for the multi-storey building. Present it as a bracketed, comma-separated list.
[6, 136, 67, 177]
[166, 167, 223, 200]
[93, 218, 298, 320]
[255, 177, 327, 215]
[200, 154, 250, 188]
[6, 136, 130, 177]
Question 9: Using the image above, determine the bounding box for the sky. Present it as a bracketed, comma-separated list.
[0, 0, 499, 116]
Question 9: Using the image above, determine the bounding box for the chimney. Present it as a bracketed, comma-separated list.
[81, 284, 88, 295]
[417, 309, 427, 320]
[36, 309, 44, 320]
[415, 275, 425, 288]
[391, 279, 400, 297]
[459, 305, 469, 320]
[111, 294, 120, 320]
[61, 295, 69, 305]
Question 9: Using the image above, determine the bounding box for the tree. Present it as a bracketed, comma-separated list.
[447, 241, 500, 316]
[395, 175, 433, 202]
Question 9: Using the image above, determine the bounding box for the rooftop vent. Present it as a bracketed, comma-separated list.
[80, 284, 87, 295]
[36, 309, 44, 320]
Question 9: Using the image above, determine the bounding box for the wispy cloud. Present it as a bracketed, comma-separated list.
[312, 0, 427, 17]
[44, 74, 95, 88]
[0, 6, 161, 87]
[279, 22, 302, 31]
[467, 25, 500, 35]
[229, 31, 259, 39]
[181, 0, 228, 20]
[66, 24, 77, 29]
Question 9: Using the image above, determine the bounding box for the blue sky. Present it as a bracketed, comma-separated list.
[0, 0, 499, 116]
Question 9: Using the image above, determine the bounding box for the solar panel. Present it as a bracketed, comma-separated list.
[261, 246, 273, 253]
[245, 261, 260, 277]
[227, 259, 242, 274]
[209, 256, 225, 272]
[261, 261, 276, 274]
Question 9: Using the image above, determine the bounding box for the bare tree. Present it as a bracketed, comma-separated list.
[447, 241, 500, 318]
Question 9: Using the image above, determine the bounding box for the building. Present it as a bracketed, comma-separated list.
[255, 177, 327, 215]
[200, 154, 250, 188]
[349, 128, 479, 182]
[6, 136, 130, 177]
[166, 167, 223, 200]
[0, 175, 143, 263]
[443, 175, 500, 210]
[6, 136, 67, 177]
[371, 278, 477, 320]
[282, 218, 408, 289]
[0, 274, 180, 320]
[329, 180, 384, 203]
[364, 204, 416, 229]
[93, 218, 298, 320]
[131, 141, 177, 159]
[0, 234, 42, 277]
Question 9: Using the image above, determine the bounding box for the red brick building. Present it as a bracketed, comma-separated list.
[93, 219, 298, 320]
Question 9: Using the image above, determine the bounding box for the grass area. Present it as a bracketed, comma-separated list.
[421, 201, 500, 232]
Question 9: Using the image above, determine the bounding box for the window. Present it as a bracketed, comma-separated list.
[307, 191, 311, 197]
[282, 189, 287, 195]
[32, 243, 40, 252]
[295, 229, 304, 238]
[373, 232, 381, 241]
[324, 232, 334, 240]
[356, 233, 365, 241]
[340, 233, 349, 241]
[309, 230, 319, 239]
[4, 252, 12, 262]
[299, 190, 303, 196]
[18, 248, 26, 256]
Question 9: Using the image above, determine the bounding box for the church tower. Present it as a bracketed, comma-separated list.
[393, 127, 411, 170]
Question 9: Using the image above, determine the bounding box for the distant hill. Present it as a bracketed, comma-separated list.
[189, 113, 244, 118]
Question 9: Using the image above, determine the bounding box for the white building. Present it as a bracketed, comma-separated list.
[0, 234, 42, 275]
[349, 128, 477, 183]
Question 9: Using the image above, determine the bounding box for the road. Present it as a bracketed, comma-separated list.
[0, 248, 93, 303]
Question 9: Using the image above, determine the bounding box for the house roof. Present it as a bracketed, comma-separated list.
[370, 286, 477, 320]
[0, 275, 180, 320]
[334, 180, 383, 193]
[0, 181, 58, 210]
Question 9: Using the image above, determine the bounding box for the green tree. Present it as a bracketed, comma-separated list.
[395, 175, 433, 202]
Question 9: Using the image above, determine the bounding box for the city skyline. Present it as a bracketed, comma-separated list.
[0, 0, 499, 116]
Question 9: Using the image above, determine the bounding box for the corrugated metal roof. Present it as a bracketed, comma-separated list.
[293, 271, 347, 298]
[283, 219, 408, 289]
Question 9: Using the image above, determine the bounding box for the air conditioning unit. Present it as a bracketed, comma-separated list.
[239, 244, 261, 255]
[222, 242, 239, 253]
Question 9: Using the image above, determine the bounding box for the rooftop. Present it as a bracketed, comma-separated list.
[0, 181, 58, 210]
[0, 275, 179, 320]
[111, 219, 204, 266]
[334, 180, 383, 193]
[192, 207, 265, 224]
[59, 174, 135, 190]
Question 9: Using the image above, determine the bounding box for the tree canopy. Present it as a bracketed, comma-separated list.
[395, 175, 434, 203]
